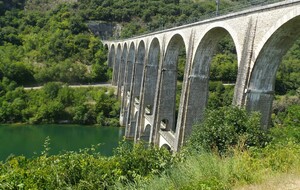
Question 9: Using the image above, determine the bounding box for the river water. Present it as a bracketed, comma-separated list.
[0, 124, 124, 161]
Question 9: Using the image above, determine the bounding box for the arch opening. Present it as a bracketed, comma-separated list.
[127, 111, 139, 138]
[124, 43, 136, 97]
[118, 44, 128, 97]
[120, 43, 135, 126]
[140, 124, 151, 142]
[131, 41, 146, 102]
[184, 27, 238, 136]
[104, 44, 109, 51]
[108, 44, 115, 69]
[112, 44, 122, 85]
[208, 34, 237, 109]
[158, 34, 186, 133]
[272, 38, 300, 127]
[161, 144, 172, 152]
[142, 38, 160, 116]
[127, 41, 145, 134]
[246, 15, 300, 128]
[136, 38, 161, 141]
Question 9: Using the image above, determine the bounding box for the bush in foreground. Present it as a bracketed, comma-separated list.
[188, 106, 270, 154]
[0, 141, 175, 189]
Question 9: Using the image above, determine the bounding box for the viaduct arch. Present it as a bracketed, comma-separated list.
[103, 0, 300, 151]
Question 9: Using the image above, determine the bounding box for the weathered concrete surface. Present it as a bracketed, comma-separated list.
[103, 0, 300, 151]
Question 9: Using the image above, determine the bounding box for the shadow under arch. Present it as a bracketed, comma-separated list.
[104, 43, 109, 50]
[156, 34, 186, 140]
[117, 43, 128, 97]
[160, 144, 172, 152]
[127, 111, 139, 138]
[112, 44, 122, 85]
[131, 40, 146, 103]
[108, 44, 115, 68]
[246, 15, 300, 128]
[136, 38, 161, 141]
[140, 124, 152, 142]
[183, 27, 238, 137]
[120, 42, 136, 126]
[126, 40, 146, 138]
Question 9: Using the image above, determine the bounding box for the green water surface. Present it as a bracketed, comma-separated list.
[0, 124, 124, 161]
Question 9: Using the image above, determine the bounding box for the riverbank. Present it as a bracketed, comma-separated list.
[0, 81, 120, 126]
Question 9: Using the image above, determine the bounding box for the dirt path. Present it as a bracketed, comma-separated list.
[23, 83, 115, 90]
[235, 174, 300, 190]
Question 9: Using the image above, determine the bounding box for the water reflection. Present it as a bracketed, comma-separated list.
[0, 125, 124, 160]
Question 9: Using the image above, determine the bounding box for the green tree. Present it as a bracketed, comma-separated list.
[42, 82, 62, 99]
[188, 106, 270, 154]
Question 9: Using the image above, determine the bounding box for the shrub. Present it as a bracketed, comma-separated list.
[188, 106, 270, 154]
[0, 140, 176, 189]
[114, 141, 176, 184]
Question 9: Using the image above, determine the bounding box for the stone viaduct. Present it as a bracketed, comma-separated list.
[103, 0, 300, 151]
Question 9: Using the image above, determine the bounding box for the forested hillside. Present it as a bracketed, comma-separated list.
[1, 0, 298, 87]
[0, 0, 299, 124]
[0, 1, 109, 85]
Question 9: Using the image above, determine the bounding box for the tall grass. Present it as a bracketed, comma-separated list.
[120, 140, 300, 190]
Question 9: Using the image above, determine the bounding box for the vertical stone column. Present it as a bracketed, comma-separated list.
[135, 40, 160, 142]
[157, 68, 177, 130]
[112, 46, 121, 86]
[178, 75, 208, 136]
[174, 28, 225, 151]
[121, 44, 136, 127]
[245, 89, 274, 129]
[107, 45, 115, 68]
[174, 32, 195, 151]
[152, 35, 183, 146]
[149, 51, 165, 145]
[120, 57, 134, 126]
[117, 47, 127, 98]
[125, 42, 145, 138]
[233, 17, 258, 106]
[244, 14, 300, 128]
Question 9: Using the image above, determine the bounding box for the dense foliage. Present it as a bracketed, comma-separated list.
[187, 103, 300, 155]
[0, 79, 119, 126]
[0, 141, 176, 189]
[0, 2, 109, 86]
[272, 92, 300, 126]
[276, 40, 300, 95]
[0, 0, 25, 15]
[188, 106, 270, 154]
